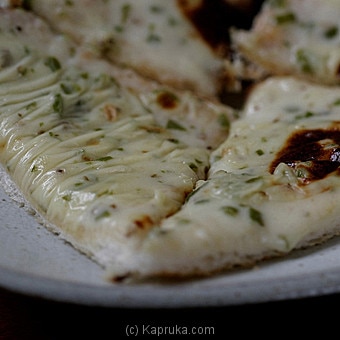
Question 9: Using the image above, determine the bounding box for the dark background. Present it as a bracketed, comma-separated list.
[0, 286, 337, 339]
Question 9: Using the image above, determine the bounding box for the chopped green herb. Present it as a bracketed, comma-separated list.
[44, 56, 61, 72]
[75, 99, 86, 109]
[114, 25, 124, 33]
[249, 207, 265, 226]
[296, 49, 314, 74]
[221, 206, 239, 217]
[324, 26, 338, 39]
[154, 229, 169, 236]
[96, 156, 113, 162]
[95, 210, 111, 220]
[285, 105, 300, 113]
[121, 3, 131, 24]
[94, 74, 119, 88]
[146, 24, 161, 43]
[189, 163, 198, 171]
[296, 168, 308, 178]
[178, 218, 191, 225]
[295, 111, 315, 120]
[150, 5, 163, 13]
[49, 131, 59, 138]
[195, 199, 210, 204]
[168, 17, 178, 26]
[97, 190, 113, 197]
[17, 66, 27, 76]
[26, 102, 37, 110]
[31, 165, 38, 172]
[167, 138, 179, 144]
[275, 12, 296, 24]
[23, 45, 30, 55]
[61, 82, 81, 94]
[256, 149, 264, 156]
[62, 194, 72, 202]
[53, 94, 63, 114]
[147, 33, 161, 43]
[245, 176, 262, 183]
[218, 113, 230, 129]
[166, 119, 186, 131]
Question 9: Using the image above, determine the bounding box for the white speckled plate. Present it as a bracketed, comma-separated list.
[1, 181, 340, 308]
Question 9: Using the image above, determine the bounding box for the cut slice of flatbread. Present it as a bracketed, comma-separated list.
[3, 6, 340, 282]
[232, 0, 340, 86]
[0, 8, 235, 279]
[132, 76, 340, 278]
[14, 0, 232, 98]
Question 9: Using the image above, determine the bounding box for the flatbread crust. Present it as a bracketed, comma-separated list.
[0, 8, 235, 279]
[232, 0, 340, 85]
[2, 3, 340, 281]
[18, 0, 230, 98]
[137, 76, 340, 277]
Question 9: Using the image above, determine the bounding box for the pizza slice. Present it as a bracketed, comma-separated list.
[232, 0, 340, 86]
[0, 8, 235, 279]
[10, 0, 234, 98]
[4, 5, 340, 282]
[130, 76, 340, 278]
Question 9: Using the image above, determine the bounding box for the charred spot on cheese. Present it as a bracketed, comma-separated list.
[134, 215, 154, 230]
[270, 128, 340, 183]
[156, 91, 179, 109]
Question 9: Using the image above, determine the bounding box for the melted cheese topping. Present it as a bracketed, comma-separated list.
[0, 9, 235, 273]
[28, 0, 225, 97]
[138, 77, 340, 276]
[4, 6, 340, 279]
[232, 0, 340, 85]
